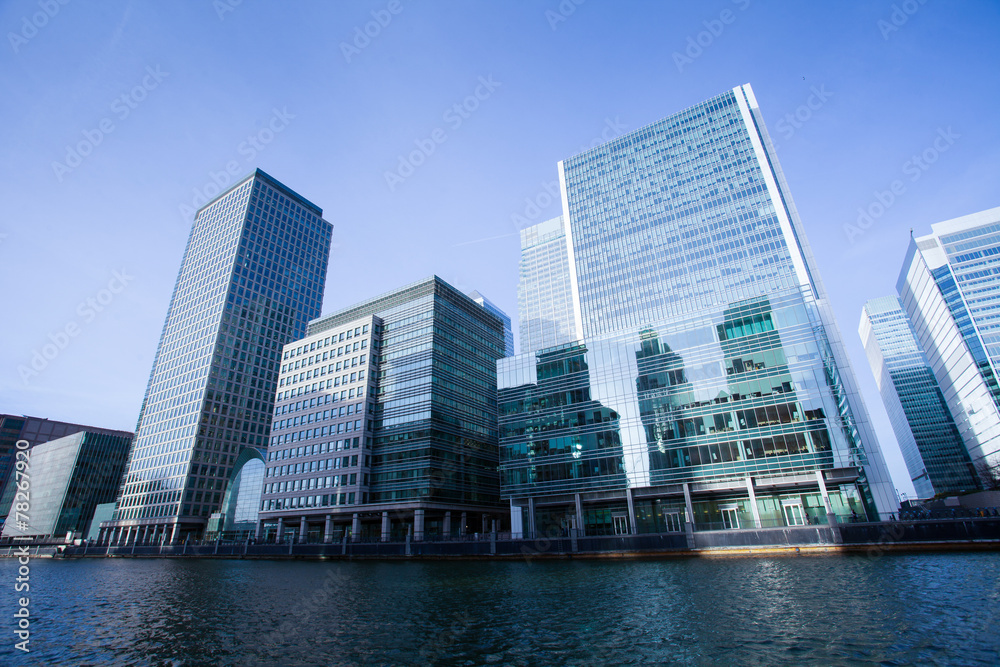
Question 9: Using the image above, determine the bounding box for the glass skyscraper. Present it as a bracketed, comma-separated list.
[897, 206, 1000, 487]
[517, 216, 579, 354]
[860, 296, 978, 497]
[102, 169, 332, 544]
[257, 276, 508, 543]
[499, 84, 898, 537]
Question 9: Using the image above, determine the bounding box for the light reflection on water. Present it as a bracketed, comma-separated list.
[3, 553, 999, 666]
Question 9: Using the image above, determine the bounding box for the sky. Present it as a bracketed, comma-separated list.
[2, 0, 999, 499]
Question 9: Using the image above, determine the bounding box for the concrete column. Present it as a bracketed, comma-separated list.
[298, 516, 308, 543]
[255, 520, 263, 540]
[323, 515, 333, 543]
[481, 514, 489, 536]
[527, 497, 537, 538]
[414, 509, 425, 541]
[124, 527, 133, 544]
[460, 512, 467, 537]
[815, 469, 838, 523]
[381, 511, 390, 542]
[275, 518, 284, 542]
[574, 493, 585, 537]
[745, 477, 762, 528]
[682, 482, 695, 530]
[169, 523, 179, 544]
[351, 513, 361, 542]
[625, 488, 638, 534]
[443, 511, 452, 538]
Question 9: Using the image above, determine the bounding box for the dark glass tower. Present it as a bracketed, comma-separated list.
[104, 169, 332, 543]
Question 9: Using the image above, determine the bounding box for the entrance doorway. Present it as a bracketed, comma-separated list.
[782, 500, 806, 526]
[613, 515, 629, 535]
[720, 504, 740, 529]
[664, 512, 682, 533]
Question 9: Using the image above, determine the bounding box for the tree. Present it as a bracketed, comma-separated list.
[975, 459, 1000, 491]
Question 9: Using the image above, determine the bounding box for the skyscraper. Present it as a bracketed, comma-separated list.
[499, 84, 898, 538]
[860, 296, 978, 497]
[257, 276, 508, 542]
[103, 169, 332, 544]
[517, 216, 579, 354]
[897, 206, 1000, 487]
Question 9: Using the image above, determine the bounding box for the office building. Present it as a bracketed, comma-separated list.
[517, 216, 579, 354]
[101, 169, 332, 545]
[2, 429, 132, 539]
[257, 276, 508, 542]
[860, 296, 979, 497]
[499, 84, 898, 537]
[897, 207, 1000, 486]
[0, 415, 132, 526]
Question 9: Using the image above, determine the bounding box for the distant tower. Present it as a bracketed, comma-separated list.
[860, 296, 979, 497]
[102, 169, 332, 544]
[897, 206, 1000, 486]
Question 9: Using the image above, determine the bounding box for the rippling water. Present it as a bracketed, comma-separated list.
[2, 553, 999, 665]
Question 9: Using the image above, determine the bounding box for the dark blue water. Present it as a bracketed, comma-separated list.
[1, 553, 998, 665]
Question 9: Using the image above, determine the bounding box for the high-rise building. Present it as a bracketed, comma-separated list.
[499, 84, 898, 538]
[102, 169, 332, 544]
[860, 296, 978, 497]
[2, 429, 133, 539]
[257, 276, 508, 542]
[517, 216, 579, 354]
[0, 415, 132, 527]
[897, 206, 1000, 486]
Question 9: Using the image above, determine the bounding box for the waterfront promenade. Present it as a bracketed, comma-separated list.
[6, 517, 1000, 560]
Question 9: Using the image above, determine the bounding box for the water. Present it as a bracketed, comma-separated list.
[2, 553, 998, 665]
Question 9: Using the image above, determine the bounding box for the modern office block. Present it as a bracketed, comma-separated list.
[517, 216, 580, 354]
[101, 169, 332, 545]
[0, 415, 132, 527]
[897, 207, 1000, 485]
[860, 296, 978, 497]
[2, 430, 133, 539]
[257, 276, 508, 542]
[500, 84, 898, 537]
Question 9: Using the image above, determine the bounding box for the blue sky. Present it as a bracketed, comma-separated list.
[2, 0, 999, 498]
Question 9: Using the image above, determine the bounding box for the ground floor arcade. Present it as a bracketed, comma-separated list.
[508, 468, 873, 538]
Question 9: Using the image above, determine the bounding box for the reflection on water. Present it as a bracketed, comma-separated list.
[3, 553, 999, 666]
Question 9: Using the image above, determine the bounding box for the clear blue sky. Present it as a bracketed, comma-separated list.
[2, 1, 999, 498]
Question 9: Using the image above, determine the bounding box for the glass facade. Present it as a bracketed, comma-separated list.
[897, 207, 1000, 482]
[860, 296, 978, 497]
[1, 430, 132, 538]
[517, 216, 580, 354]
[106, 169, 332, 541]
[258, 276, 508, 542]
[208, 447, 265, 537]
[0, 415, 132, 527]
[469, 290, 514, 357]
[500, 84, 898, 534]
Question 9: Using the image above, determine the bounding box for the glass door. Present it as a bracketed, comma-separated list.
[782, 501, 806, 526]
[613, 515, 629, 535]
[720, 504, 740, 529]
